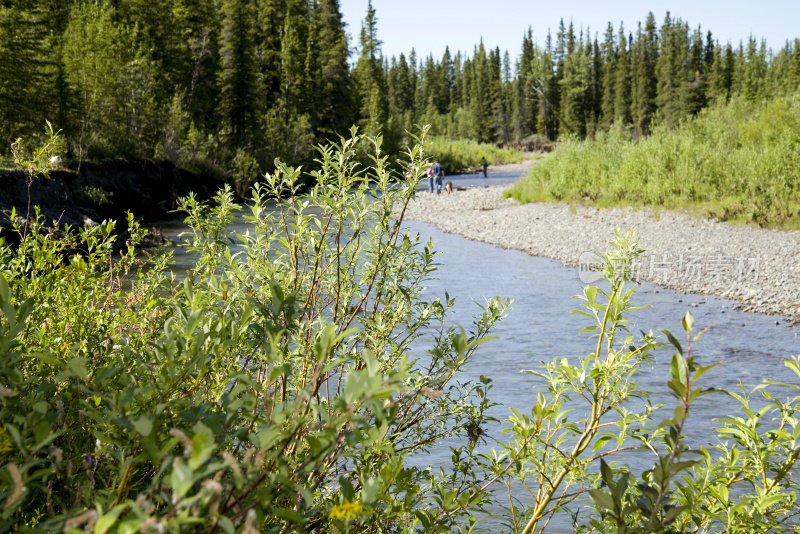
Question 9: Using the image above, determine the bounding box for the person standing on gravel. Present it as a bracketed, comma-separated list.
[432, 159, 444, 194]
[426, 160, 435, 192]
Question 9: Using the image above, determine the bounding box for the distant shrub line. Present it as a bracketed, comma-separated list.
[507, 94, 800, 228]
[426, 136, 525, 173]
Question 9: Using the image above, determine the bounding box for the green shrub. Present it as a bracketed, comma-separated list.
[427, 136, 525, 172]
[507, 94, 800, 228]
[77, 185, 113, 206]
[0, 132, 508, 532]
[230, 149, 261, 199]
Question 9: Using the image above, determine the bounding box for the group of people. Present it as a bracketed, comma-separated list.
[424, 157, 489, 194]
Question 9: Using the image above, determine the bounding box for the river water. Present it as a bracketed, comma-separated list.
[159, 170, 800, 531]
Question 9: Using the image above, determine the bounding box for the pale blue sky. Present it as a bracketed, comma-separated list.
[338, 0, 800, 62]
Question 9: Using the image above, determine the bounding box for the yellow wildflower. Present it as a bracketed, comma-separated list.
[328, 500, 363, 521]
[0, 426, 12, 456]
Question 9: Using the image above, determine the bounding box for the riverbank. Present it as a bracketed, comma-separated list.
[0, 159, 221, 245]
[399, 183, 800, 323]
[452, 155, 540, 175]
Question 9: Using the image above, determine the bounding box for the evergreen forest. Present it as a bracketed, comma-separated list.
[3, 0, 800, 175]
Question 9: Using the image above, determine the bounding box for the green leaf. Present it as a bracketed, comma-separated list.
[593, 435, 613, 451]
[588, 488, 616, 512]
[273, 508, 304, 523]
[664, 504, 686, 523]
[131, 416, 153, 437]
[669, 352, 687, 385]
[216, 516, 234, 534]
[660, 329, 683, 356]
[364, 350, 379, 377]
[0, 276, 9, 305]
[69, 357, 90, 380]
[585, 285, 598, 304]
[189, 423, 215, 470]
[116, 520, 141, 534]
[361, 477, 380, 503]
[692, 362, 719, 382]
[33, 420, 52, 444]
[170, 460, 193, 499]
[658, 417, 676, 430]
[681, 310, 694, 333]
[339, 476, 355, 500]
[599, 458, 613, 484]
[94, 504, 126, 534]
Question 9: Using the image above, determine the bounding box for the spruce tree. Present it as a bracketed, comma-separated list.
[708, 42, 734, 102]
[354, 0, 387, 136]
[278, 4, 310, 116]
[454, 55, 474, 138]
[579, 29, 594, 134]
[656, 14, 690, 127]
[438, 47, 454, 114]
[489, 46, 510, 143]
[467, 41, 493, 142]
[534, 32, 558, 139]
[450, 51, 463, 113]
[589, 36, 603, 134]
[0, 3, 57, 145]
[741, 37, 768, 99]
[514, 28, 536, 140]
[218, 0, 257, 146]
[791, 39, 800, 91]
[388, 52, 414, 115]
[172, 0, 220, 131]
[418, 55, 438, 127]
[558, 23, 586, 137]
[613, 25, 632, 126]
[683, 26, 707, 115]
[599, 22, 617, 127]
[254, 0, 284, 102]
[630, 13, 657, 135]
[119, 0, 183, 93]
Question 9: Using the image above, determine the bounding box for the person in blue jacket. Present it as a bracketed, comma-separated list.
[431, 159, 444, 194]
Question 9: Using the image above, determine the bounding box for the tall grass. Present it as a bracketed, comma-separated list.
[426, 136, 525, 172]
[507, 94, 800, 228]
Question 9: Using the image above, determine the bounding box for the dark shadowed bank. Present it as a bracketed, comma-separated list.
[0, 159, 222, 245]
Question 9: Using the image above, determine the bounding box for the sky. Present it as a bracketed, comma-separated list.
[338, 0, 800, 62]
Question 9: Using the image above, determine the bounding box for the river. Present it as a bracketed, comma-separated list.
[158, 170, 800, 531]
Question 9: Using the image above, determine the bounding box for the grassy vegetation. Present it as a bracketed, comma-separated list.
[506, 94, 800, 228]
[426, 136, 525, 172]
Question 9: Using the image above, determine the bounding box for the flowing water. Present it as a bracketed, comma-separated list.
[158, 170, 800, 531]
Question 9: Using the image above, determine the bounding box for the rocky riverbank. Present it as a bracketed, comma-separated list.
[399, 185, 800, 323]
[0, 158, 222, 245]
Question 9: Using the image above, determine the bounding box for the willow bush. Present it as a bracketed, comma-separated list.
[0, 130, 509, 532]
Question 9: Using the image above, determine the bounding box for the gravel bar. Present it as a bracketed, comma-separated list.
[398, 185, 800, 323]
